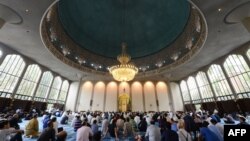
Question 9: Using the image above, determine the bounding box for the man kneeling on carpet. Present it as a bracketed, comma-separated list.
[25, 114, 39, 138]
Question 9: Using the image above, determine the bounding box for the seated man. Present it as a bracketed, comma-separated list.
[60, 111, 69, 125]
[0, 118, 24, 141]
[37, 120, 55, 141]
[25, 114, 39, 138]
[56, 130, 67, 141]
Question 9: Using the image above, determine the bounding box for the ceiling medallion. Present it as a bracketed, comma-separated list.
[109, 43, 138, 82]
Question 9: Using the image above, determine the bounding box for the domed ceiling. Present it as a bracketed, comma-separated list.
[58, 0, 190, 58]
[40, 0, 207, 78]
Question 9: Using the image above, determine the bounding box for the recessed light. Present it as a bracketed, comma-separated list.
[218, 8, 222, 12]
[25, 9, 29, 12]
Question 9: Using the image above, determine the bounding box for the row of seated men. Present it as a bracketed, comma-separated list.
[0, 108, 249, 141]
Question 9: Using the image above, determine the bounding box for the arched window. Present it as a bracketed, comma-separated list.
[34, 71, 53, 101]
[187, 76, 201, 103]
[48, 76, 62, 103]
[58, 80, 69, 103]
[180, 80, 191, 104]
[223, 55, 250, 98]
[196, 71, 214, 102]
[16, 64, 41, 100]
[207, 64, 233, 101]
[0, 55, 25, 97]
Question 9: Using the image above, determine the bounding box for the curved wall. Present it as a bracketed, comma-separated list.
[75, 81, 173, 112]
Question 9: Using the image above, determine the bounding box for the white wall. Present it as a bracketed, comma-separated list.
[170, 82, 184, 111]
[77, 81, 93, 111]
[105, 82, 118, 111]
[144, 81, 157, 112]
[156, 81, 170, 111]
[92, 81, 105, 111]
[65, 82, 79, 111]
[131, 82, 144, 111]
[73, 80, 173, 112]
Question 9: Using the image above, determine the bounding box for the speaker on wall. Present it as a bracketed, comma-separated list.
[156, 100, 159, 106]
[90, 100, 93, 106]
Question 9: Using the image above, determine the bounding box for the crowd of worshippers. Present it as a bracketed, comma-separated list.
[59, 109, 249, 141]
[0, 108, 250, 141]
[0, 107, 66, 141]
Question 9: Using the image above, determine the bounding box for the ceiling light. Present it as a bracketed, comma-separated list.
[77, 57, 85, 64]
[195, 16, 201, 33]
[186, 38, 193, 50]
[218, 8, 222, 12]
[171, 52, 180, 61]
[0, 50, 2, 58]
[25, 9, 29, 12]
[62, 46, 70, 56]
[109, 43, 138, 82]
[155, 61, 164, 68]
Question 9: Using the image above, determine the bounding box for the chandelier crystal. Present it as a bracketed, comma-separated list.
[109, 43, 138, 82]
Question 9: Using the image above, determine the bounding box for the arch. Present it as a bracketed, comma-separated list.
[0, 54, 25, 97]
[118, 82, 130, 96]
[156, 81, 170, 111]
[207, 64, 233, 101]
[105, 81, 118, 111]
[144, 81, 157, 111]
[92, 81, 105, 111]
[223, 54, 250, 98]
[78, 81, 93, 111]
[131, 81, 143, 111]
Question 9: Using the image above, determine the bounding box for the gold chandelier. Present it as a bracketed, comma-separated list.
[109, 43, 138, 82]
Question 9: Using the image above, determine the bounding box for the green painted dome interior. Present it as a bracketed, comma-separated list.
[58, 0, 190, 58]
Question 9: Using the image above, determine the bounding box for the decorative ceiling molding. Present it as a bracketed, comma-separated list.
[40, 1, 207, 80]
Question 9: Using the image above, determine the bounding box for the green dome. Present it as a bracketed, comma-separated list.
[58, 0, 190, 58]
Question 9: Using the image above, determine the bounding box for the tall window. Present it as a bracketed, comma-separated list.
[34, 71, 53, 101]
[207, 64, 233, 101]
[187, 77, 201, 103]
[180, 80, 191, 104]
[48, 76, 62, 103]
[0, 55, 25, 97]
[58, 80, 69, 103]
[223, 55, 250, 98]
[16, 64, 41, 100]
[196, 72, 214, 102]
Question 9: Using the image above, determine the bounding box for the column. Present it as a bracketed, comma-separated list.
[154, 82, 159, 112]
[166, 81, 175, 112]
[103, 82, 107, 111]
[142, 81, 146, 112]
